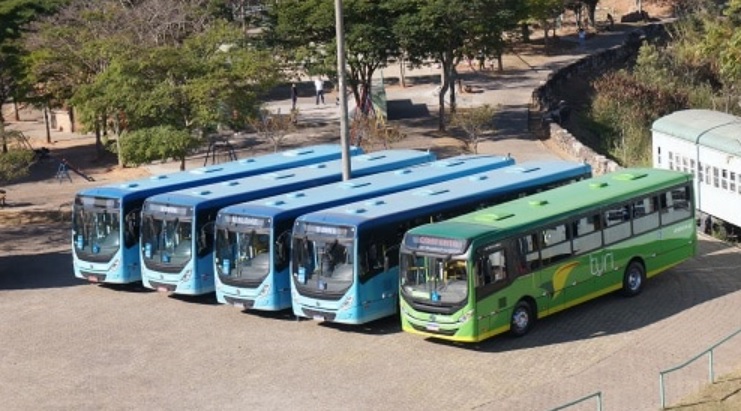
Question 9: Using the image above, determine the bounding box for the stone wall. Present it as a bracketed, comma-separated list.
[531, 24, 665, 175]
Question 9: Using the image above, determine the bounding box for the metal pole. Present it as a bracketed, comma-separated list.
[335, 0, 351, 180]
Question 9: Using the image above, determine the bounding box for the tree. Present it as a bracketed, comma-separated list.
[120, 126, 203, 171]
[450, 104, 498, 154]
[266, 0, 401, 113]
[0, 0, 64, 153]
[247, 107, 297, 152]
[394, 0, 471, 131]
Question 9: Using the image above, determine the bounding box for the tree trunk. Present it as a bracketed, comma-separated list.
[399, 57, 406, 88]
[94, 117, 103, 159]
[0, 115, 7, 153]
[43, 105, 52, 144]
[521, 23, 530, 43]
[449, 66, 457, 113]
[13, 100, 20, 121]
[179, 156, 186, 171]
[68, 107, 75, 133]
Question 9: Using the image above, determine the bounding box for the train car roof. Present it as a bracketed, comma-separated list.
[652, 109, 741, 156]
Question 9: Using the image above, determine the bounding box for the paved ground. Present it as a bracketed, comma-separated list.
[1, 226, 740, 411]
[3, 22, 741, 411]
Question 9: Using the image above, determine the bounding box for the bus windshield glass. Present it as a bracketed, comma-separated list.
[72, 195, 121, 262]
[400, 254, 469, 305]
[215, 227, 271, 286]
[292, 236, 354, 296]
[141, 208, 193, 271]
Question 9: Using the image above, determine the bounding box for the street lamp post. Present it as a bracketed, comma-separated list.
[335, 0, 351, 180]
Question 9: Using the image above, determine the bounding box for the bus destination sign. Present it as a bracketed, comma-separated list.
[404, 235, 468, 254]
[144, 202, 192, 217]
[300, 222, 354, 238]
[219, 214, 270, 229]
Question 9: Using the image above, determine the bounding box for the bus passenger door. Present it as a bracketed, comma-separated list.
[473, 245, 512, 334]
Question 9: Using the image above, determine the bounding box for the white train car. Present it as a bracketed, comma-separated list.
[652, 109, 741, 230]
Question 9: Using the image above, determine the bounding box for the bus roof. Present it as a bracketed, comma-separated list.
[217, 154, 514, 221]
[296, 161, 592, 229]
[410, 168, 693, 241]
[144, 149, 435, 209]
[652, 109, 741, 157]
[75, 144, 357, 202]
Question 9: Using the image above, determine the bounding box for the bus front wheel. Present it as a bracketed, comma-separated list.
[621, 261, 645, 297]
[510, 300, 534, 337]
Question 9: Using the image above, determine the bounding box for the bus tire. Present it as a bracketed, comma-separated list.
[621, 260, 645, 297]
[510, 300, 534, 337]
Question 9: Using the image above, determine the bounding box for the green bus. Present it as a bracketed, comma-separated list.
[399, 169, 696, 342]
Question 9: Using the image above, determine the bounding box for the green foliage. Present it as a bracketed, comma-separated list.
[0, 149, 35, 182]
[120, 126, 203, 171]
[584, 4, 741, 167]
[590, 71, 688, 167]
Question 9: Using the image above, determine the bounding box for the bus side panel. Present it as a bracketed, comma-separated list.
[352, 268, 398, 324]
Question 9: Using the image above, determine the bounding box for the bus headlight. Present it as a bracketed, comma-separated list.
[339, 296, 353, 311]
[181, 269, 193, 283]
[258, 284, 271, 297]
[110, 258, 121, 272]
[457, 310, 474, 325]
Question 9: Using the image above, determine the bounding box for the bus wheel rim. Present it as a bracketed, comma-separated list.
[513, 308, 529, 330]
[628, 270, 642, 291]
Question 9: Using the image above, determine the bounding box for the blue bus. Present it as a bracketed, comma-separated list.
[290, 161, 592, 324]
[139, 149, 436, 295]
[213, 154, 515, 311]
[72, 144, 359, 284]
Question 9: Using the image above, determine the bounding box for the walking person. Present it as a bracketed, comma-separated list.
[291, 83, 298, 110]
[314, 77, 325, 105]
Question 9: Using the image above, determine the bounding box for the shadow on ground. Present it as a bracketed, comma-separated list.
[0, 251, 80, 290]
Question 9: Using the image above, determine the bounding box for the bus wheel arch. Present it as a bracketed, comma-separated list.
[621, 258, 646, 297]
[509, 297, 536, 337]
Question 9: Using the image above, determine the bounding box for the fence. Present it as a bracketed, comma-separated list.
[659, 327, 741, 409]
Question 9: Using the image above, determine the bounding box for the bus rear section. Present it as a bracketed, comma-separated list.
[72, 144, 358, 284]
[213, 154, 515, 311]
[139, 149, 435, 295]
[290, 161, 592, 325]
[399, 169, 696, 342]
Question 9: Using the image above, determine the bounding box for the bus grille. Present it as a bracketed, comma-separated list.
[147, 281, 176, 292]
[79, 271, 107, 282]
[410, 323, 457, 337]
[300, 308, 336, 322]
[223, 296, 255, 309]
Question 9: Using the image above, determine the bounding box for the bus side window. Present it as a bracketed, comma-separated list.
[573, 214, 602, 255]
[476, 247, 509, 298]
[540, 223, 572, 265]
[124, 208, 141, 248]
[633, 196, 659, 234]
[274, 229, 291, 272]
[359, 234, 387, 282]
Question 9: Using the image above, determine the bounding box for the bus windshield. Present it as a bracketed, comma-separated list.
[141, 213, 193, 271]
[400, 254, 468, 305]
[292, 236, 354, 296]
[215, 228, 271, 286]
[72, 199, 121, 262]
